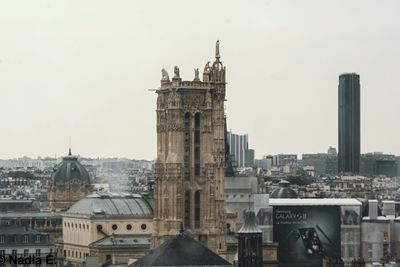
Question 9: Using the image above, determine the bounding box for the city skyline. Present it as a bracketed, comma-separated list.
[1, 1, 400, 159]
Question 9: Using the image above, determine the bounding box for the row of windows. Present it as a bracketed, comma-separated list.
[225, 194, 251, 199]
[64, 222, 90, 230]
[96, 223, 147, 231]
[64, 249, 88, 259]
[0, 235, 43, 244]
[0, 249, 42, 256]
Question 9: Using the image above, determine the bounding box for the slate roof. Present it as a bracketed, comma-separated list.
[67, 193, 153, 217]
[52, 150, 90, 185]
[130, 233, 232, 266]
[89, 234, 152, 247]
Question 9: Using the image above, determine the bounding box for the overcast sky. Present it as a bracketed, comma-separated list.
[0, 0, 399, 160]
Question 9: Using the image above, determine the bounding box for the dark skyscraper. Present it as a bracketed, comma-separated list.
[338, 73, 360, 174]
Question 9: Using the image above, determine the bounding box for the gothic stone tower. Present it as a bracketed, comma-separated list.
[153, 41, 227, 253]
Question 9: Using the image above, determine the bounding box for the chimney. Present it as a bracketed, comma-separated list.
[369, 199, 378, 220]
[382, 200, 395, 219]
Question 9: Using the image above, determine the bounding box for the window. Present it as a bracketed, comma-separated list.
[35, 249, 40, 257]
[194, 191, 200, 229]
[35, 235, 41, 243]
[112, 224, 118, 230]
[126, 224, 132, 230]
[184, 191, 191, 229]
[96, 225, 103, 231]
[0, 236, 4, 244]
[194, 113, 200, 176]
[24, 249, 29, 256]
[23, 235, 28, 243]
[141, 224, 147, 230]
[12, 250, 17, 256]
[183, 113, 191, 180]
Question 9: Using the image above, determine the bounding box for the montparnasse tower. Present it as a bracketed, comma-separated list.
[153, 41, 227, 253]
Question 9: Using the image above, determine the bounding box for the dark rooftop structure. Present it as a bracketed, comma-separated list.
[238, 211, 263, 267]
[270, 180, 297, 199]
[130, 232, 232, 267]
[52, 148, 90, 185]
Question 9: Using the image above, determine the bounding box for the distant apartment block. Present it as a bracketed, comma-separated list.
[227, 131, 254, 167]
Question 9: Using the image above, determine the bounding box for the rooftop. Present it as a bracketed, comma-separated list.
[90, 234, 152, 247]
[66, 192, 153, 217]
[269, 198, 362, 206]
[130, 233, 231, 266]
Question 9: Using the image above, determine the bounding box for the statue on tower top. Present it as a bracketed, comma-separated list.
[161, 68, 170, 81]
[174, 66, 180, 79]
[215, 40, 220, 60]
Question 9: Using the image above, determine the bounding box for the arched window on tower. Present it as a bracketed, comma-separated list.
[184, 113, 191, 180]
[195, 191, 201, 228]
[184, 191, 191, 229]
[194, 113, 201, 176]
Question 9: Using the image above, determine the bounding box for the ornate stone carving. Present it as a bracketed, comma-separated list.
[182, 94, 204, 110]
[205, 90, 212, 109]
[204, 61, 211, 73]
[174, 66, 180, 79]
[193, 68, 200, 81]
[167, 90, 181, 108]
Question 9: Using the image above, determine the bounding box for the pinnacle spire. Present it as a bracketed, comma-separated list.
[215, 40, 220, 60]
[68, 147, 72, 156]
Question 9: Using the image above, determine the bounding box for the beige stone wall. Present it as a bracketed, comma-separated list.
[48, 186, 89, 212]
[62, 216, 153, 246]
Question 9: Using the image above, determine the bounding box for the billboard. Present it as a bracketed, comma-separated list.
[273, 206, 341, 267]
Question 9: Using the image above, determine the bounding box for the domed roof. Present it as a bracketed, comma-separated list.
[67, 192, 153, 217]
[270, 180, 298, 199]
[52, 149, 90, 185]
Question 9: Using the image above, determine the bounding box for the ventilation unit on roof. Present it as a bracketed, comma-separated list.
[93, 209, 105, 215]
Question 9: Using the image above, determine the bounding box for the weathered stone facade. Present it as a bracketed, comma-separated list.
[153, 41, 227, 253]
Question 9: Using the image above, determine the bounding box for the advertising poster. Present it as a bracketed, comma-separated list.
[273, 206, 341, 267]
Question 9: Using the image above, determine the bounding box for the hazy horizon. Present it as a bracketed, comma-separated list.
[1, 1, 400, 160]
